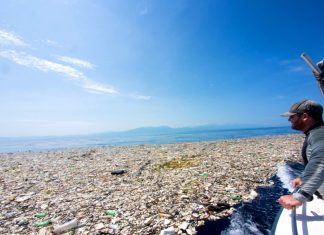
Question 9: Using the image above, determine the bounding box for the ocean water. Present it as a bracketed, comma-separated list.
[0, 126, 297, 153]
[196, 163, 304, 235]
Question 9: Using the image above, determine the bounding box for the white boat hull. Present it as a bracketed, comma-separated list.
[272, 196, 324, 235]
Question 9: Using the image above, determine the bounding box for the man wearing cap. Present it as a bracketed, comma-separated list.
[279, 99, 324, 209]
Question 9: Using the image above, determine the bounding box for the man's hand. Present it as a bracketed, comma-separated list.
[292, 178, 301, 188]
[278, 195, 302, 210]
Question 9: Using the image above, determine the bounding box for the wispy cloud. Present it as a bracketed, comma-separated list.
[0, 29, 27, 47]
[272, 95, 286, 100]
[130, 93, 151, 100]
[82, 79, 117, 94]
[278, 59, 299, 65]
[57, 55, 95, 69]
[0, 50, 84, 79]
[45, 39, 59, 46]
[287, 65, 305, 73]
[0, 49, 118, 94]
[0, 28, 150, 99]
[35, 39, 60, 46]
[279, 59, 307, 73]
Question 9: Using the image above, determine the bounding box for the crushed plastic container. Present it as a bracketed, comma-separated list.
[108, 223, 119, 230]
[160, 226, 176, 235]
[53, 218, 78, 234]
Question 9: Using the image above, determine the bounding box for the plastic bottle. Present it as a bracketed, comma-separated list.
[33, 220, 52, 227]
[34, 212, 48, 218]
[104, 210, 116, 217]
[53, 218, 78, 234]
[231, 195, 241, 200]
[199, 172, 209, 176]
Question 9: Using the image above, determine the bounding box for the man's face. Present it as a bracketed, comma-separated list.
[288, 114, 304, 130]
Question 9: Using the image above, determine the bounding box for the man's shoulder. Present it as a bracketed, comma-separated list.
[309, 126, 324, 142]
[311, 125, 324, 133]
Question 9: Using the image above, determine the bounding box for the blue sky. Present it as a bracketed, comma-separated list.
[1, 0, 324, 137]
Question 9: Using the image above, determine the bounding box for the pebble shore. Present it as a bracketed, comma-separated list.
[0, 134, 303, 235]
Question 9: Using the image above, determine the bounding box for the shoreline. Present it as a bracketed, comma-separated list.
[0, 134, 303, 234]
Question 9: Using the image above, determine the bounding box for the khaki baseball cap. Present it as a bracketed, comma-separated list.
[280, 100, 323, 118]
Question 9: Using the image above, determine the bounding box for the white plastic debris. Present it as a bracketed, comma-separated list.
[15, 195, 31, 202]
[160, 226, 176, 235]
[144, 217, 153, 225]
[53, 219, 78, 234]
[249, 190, 258, 200]
[164, 219, 171, 225]
[108, 223, 119, 230]
[94, 223, 105, 230]
[179, 222, 189, 230]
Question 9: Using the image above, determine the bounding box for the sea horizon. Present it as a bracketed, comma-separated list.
[0, 125, 298, 154]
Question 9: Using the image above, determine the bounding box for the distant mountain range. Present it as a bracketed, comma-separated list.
[0, 124, 291, 139]
[0, 125, 296, 153]
[100, 124, 283, 136]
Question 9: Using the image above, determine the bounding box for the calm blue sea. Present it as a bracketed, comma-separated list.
[0, 126, 297, 153]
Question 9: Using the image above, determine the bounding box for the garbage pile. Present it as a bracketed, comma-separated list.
[0, 135, 302, 234]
